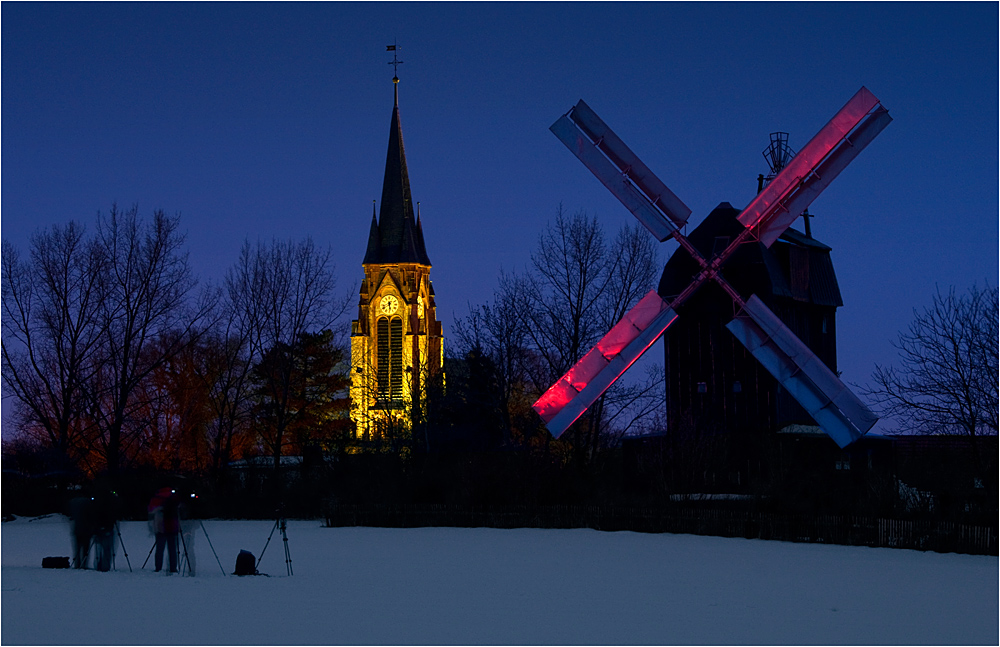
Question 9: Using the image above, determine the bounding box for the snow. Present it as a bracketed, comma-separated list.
[2, 515, 997, 645]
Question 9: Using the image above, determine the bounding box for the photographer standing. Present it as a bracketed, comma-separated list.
[148, 487, 180, 574]
[91, 487, 118, 572]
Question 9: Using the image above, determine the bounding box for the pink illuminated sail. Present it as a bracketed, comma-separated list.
[533, 291, 677, 437]
[738, 87, 881, 241]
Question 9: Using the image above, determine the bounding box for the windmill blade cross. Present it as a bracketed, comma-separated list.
[535, 88, 890, 445]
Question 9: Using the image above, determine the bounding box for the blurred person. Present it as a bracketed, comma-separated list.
[67, 493, 93, 569]
[148, 487, 180, 573]
[179, 492, 199, 575]
[91, 487, 118, 572]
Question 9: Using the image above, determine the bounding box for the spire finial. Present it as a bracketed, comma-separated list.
[387, 43, 402, 106]
[387, 42, 403, 82]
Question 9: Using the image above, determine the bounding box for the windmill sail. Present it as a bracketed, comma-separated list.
[533, 291, 677, 438]
[550, 101, 691, 241]
[737, 87, 887, 245]
[752, 107, 892, 247]
[726, 295, 878, 448]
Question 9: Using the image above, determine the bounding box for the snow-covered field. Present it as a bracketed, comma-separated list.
[2, 515, 996, 645]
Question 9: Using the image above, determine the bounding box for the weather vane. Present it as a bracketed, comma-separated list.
[386, 42, 403, 82]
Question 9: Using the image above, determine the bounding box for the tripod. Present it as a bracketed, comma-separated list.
[257, 518, 293, 576]
[175, 519, 226, 576]
[177, 525, 193, 576]
[114, 522, 132, 572]
[199, 520, 227, 576]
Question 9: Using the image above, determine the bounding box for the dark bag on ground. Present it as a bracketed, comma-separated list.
[234, 549, 256, 576]
[42, 556, 70, 569]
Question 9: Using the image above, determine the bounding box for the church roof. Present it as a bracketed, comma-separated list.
[363, 84, 431, 266]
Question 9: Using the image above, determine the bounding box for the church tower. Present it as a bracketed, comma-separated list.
[350, 77, 443, 445]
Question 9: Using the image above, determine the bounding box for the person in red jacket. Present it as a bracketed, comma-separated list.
[148, 487, 180, 573]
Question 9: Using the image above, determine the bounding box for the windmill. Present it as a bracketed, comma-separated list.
[533, 87, 892, 448]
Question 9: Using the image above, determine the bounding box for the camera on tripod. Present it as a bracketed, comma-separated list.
[252, 510, 293, 576]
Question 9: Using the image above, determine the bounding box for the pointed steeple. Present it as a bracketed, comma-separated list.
[365, 79, 430, 265]
[362, 200, 381, 264]
[415, 203, 430, 265]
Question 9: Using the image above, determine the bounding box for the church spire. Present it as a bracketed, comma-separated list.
[365, 74, 431, 265]
[351, 50, 444, 442]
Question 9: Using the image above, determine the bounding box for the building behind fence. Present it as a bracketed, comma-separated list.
[325, 503, 998, 556]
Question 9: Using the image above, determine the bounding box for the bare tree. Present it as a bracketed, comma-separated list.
[129, 329, 215, 472]
[85, 205, 214, 475]
[2, 222, 107, 470]
[226, 237, 349, 474]
[198, 323, 255, 476]
[598, 223, 661, 327]
[457, 209, 663, 463]
[584, 220, 662, 459]
[452, 272, 532, 447]
[521, 208, 611, 381]
[865, 284, 998, 491]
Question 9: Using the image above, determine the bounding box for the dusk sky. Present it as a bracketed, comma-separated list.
[3, 2, 997, 424]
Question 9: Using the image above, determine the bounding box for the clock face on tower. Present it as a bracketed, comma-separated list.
[379, 294, 399, 316]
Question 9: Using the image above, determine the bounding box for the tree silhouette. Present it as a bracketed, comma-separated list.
[2, 221, 106, 471]
[865, 284, 998, 493]
[252, 330, 352, 460]
[226, 237, 349, 475]
[85, 205, 215, 476]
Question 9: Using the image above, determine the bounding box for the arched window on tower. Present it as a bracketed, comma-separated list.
[377, 317, 404, 401]
[377, 318, 389, 398]
[390, 317, 403, 399]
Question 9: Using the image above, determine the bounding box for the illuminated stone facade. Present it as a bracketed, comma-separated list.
[350, 82, 443, 443]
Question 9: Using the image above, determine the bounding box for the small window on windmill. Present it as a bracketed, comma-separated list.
[822, 316, 829, 334]
[712, 236, 730, 257]
[732, 381, 742, 393]
[696, 382, 708, 394]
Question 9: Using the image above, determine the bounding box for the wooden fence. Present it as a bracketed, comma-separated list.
[324, 504, 998, 555]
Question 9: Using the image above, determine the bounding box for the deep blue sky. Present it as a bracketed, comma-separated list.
[3, 3, 997, 411]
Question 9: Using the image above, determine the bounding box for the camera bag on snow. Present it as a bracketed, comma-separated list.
[42, 556, 70, 569]
[234, 549, 257, 576]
